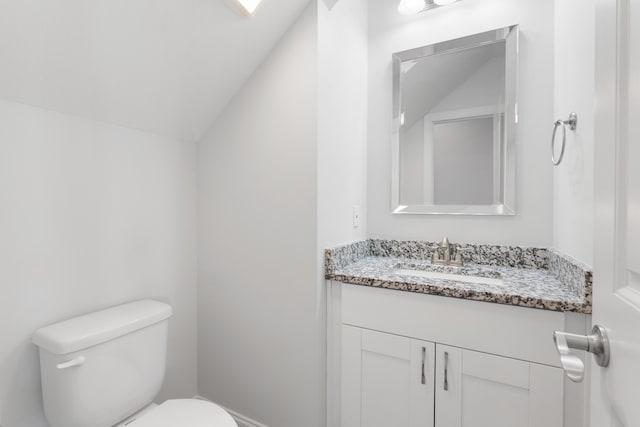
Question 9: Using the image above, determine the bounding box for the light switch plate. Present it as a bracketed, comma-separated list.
[352, 206, 361, 228]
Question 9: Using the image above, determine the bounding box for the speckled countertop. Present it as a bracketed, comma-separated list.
[325, 240, 592, 314]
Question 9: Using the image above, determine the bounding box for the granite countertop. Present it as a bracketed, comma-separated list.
[325, 240, 592, 314]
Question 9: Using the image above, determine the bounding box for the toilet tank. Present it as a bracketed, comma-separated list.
[32, 300, 172, 427]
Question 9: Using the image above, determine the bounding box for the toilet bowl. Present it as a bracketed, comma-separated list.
[32, 300, 237, 427]
[117, 399, 237, 427]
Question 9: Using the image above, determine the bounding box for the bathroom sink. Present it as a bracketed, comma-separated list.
[393, 263, 505, 287]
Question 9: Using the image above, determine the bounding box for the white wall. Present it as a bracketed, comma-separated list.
[553, 0, 595, 267]
[197, 4, 323, 426]
[197, 1, 369, 424]
[553, 2, 595, 421]
[318, 2, 368, 424]
[318, 0, 368, 248]
[368, 0, 555, 246]
[0, 100, 198, 427]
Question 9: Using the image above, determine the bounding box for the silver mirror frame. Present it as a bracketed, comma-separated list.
[391, 25, 519, 216]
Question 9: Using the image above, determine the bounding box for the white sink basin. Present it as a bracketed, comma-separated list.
[394, 269, 505, 287]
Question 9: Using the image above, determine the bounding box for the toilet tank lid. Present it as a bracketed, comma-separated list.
[32, 300, 172, 355]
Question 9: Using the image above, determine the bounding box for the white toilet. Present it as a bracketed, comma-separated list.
[32, 300, 237, 427]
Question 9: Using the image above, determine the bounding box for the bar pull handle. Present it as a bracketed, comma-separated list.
[444, 351, 449, 391]
[56, 356, 85, 370]
[421, 347, 426, 385]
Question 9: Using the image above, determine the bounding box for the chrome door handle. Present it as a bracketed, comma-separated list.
[553, 325, 610, 382]
[553, 334, 585, 382]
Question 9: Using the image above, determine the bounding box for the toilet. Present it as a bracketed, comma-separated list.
[32, 300, 237, 427]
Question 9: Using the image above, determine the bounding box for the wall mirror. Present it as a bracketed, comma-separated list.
[392, 26, 518, 215]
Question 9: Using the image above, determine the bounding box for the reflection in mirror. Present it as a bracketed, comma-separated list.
[392, 26, 518, 215]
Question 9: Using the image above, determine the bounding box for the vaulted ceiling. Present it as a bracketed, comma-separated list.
[401, 42, 504, 128]
[0, 0, 311, 142]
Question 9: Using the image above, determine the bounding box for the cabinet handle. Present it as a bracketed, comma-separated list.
[444, 352, 449, 391]
[421, 347, 426, 385]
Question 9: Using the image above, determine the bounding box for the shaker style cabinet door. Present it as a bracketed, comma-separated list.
[342, 326, 435, 427]
[434, 345, 564, 427]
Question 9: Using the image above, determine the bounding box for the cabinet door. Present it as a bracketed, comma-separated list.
[434, 345, 564, 427]
[342, 326, 435, 427]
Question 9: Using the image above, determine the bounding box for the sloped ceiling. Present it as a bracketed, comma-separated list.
[401, 42, 503, 128]
[0, 0, 311, 142]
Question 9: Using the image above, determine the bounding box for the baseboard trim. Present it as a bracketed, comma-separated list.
[194, 396, 269, 427]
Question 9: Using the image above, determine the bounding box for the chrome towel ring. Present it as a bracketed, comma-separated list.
[551, 112, 578, 166]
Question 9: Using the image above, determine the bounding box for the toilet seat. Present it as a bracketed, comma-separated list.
[130, 399, 238, 427]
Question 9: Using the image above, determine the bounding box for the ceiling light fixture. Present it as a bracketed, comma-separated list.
[398, 0, 427, 15]
[398, 0, 460, 15]
[231, 0, 263, 16]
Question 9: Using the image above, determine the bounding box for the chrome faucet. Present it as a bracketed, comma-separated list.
[431, 237, 472, 267]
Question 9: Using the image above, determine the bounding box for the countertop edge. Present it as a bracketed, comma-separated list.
[327, 273, 592, 314]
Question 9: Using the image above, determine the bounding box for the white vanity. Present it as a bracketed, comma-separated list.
[326, 240, 591, 427]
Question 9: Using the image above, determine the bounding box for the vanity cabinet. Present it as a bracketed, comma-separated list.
[341, 326, 563, 427]
[434, 344, 563, 427]
[342, 326, 435, 427]
[329, 283, 589, 427]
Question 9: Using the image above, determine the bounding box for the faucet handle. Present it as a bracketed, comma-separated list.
[454, 246, 473, 262]
[430, 245, 442, 261]
[429, 240, 446, 262]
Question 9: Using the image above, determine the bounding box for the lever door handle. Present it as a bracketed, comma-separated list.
[553, 333, 585, 382]
[553, 325, 610, 382]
